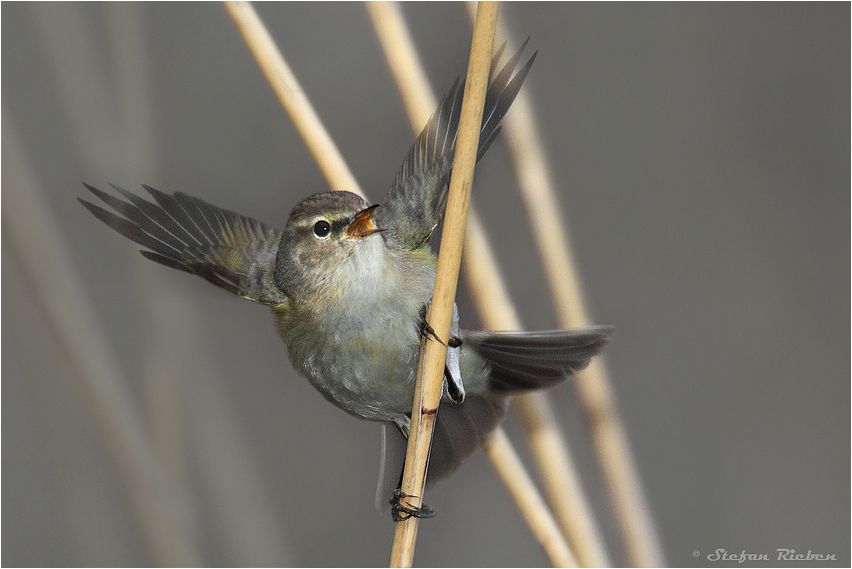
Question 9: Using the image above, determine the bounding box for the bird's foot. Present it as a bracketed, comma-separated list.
[417, 304, 462, 347]
[390, 489, 436, 522]
[419, 318, 446, 346]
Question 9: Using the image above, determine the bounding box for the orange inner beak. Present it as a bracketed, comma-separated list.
[344, 204, 383, 239]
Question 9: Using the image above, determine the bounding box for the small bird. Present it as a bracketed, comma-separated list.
[79, 42, 612, 519]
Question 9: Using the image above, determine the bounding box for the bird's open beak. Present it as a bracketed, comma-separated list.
[344, 204, 384, 239]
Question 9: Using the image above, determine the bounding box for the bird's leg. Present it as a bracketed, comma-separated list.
[419, 303, 466, 403]
[388, 423, 436, 521]
[418, 303, 463, 347]
[390, 483, 436, 521]
[418, 303, 446, 346]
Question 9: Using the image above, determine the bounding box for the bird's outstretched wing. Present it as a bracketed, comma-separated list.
[375, 40, 537, 251]
[79, 183, 285, 306]
[466, 326, 615, 392]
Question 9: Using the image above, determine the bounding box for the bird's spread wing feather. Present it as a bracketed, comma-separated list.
[79, 183, 285, 306]
[376, 40, 537, 250]
[465, 326, 615, 392]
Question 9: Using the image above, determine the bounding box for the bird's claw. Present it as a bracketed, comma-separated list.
[419, 318, 446, 346]
[390, 489, 436, 522]
[418, 305, 462, 348]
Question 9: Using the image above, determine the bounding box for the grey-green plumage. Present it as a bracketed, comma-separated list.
[79, 182, 285, 305]
[79, 43, 613, 515]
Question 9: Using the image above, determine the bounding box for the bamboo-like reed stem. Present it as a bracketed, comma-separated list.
[364, 2, 436, 128]
[501, 109, 664, 566]
[511, 393, 608, 567]
[223, 1, 364, 198]
[389, 4, 499, 565]
[465, 202, 611, 568]
[484, 428, 578, 567]
[465, 4, 665, 564]
[368, 3, 581, 565]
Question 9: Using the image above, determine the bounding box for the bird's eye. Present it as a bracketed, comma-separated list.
[312, 220, 331, 238]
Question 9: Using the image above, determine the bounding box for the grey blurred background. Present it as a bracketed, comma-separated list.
[3, 2, 849, 567]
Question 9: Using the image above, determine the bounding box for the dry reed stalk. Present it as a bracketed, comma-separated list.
[389, 3, 499, 565]
[501, 112, 664, 565]
[465, 202, 608, 567]
[223, 1, 364, 198]
[465, 4, 665, 565]
[3, 118, 202, 566]
[364, 2, 436, 127]
[484, 429, 578, 567]
[367, 3, 581, 565]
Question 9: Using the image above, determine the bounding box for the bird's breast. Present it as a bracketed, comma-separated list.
[274, 242, 437, 422]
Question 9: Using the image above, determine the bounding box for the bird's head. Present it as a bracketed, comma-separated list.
[275, 191, 387, 302]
